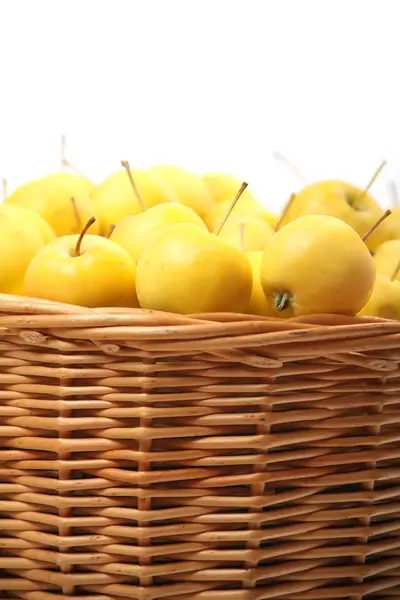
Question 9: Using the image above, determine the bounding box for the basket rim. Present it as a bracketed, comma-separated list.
[1, 292, 400, 347]
[0, 291, 396, 323]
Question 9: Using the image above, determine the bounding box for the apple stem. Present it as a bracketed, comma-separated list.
[121, 160, 146, 212]
[239, 222, 245, 250]
[358, 159, 387, 203]
[61, 134, 90, 180]
[274, 192, 296, 231]
[389, 181, 400, 207]
[274, 291, 291, 312]
[60, 134, 67, 170]
[391, 257, 400, 281]
[361, 209, 391, 242]
[106, 224, 116, 239]
[1, 178, 7, 201]
[63, 158, 90, 180]
[214, 182, 248, 236]
[70, 197, 82, 232]
[75, 217, 96, 257]
[273, 151, 308, 185]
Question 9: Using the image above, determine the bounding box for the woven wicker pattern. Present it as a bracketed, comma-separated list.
[1, 294, 400, 599]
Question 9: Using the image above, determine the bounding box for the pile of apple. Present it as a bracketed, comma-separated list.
[1, 160, 399, 320]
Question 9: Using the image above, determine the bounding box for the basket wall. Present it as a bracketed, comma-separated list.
[1, 297, 400, 599]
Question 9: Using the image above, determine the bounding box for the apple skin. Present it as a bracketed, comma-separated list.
[261, 215, 376, 317]
[149, 165, 214, 229]
[0, 205, 56, 244]
[374, 240, 400, 281]
[368, 208, 400, 250]
[23, 234, 138, 308]
[203, 172, 255, 204]
[358, 274, 400, 320]
[246, 251, 276, 316]
[210, 197, 278, 231]
[5, 172, 98, 236]
[0, 212, 45, 295]
[219, 215, 274, 251]
[110, 202, 207, 262]
[136, 222, 253, 314]
[91, 168, 177, 236]
[278, 180, 384, 251]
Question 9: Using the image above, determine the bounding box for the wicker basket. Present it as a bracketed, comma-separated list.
[1, 293, 400, 599]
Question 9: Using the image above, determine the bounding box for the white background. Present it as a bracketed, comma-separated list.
[0, 0, 399, 212]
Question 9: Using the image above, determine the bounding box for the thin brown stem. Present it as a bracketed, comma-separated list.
[389, 181, 400, 207]
[1, 178, 7, 201]
[362, 209, 391, 242]
[60, 134, 89, 181]
[61, 134, 90, 179]
[60, 134, 67, 170]
[106, 224, 116, 239]
[63, 159, 90, 180]
[391, 257, 400, 281]
[121, 160, 146, 212]
[274, 192, 296, 231]
[70, 197, 82, 232]
[75, 217, 96, 257]
[358, 159, 387, 203]
[273, 151, 308, 185]
[214, 182, 248, 236]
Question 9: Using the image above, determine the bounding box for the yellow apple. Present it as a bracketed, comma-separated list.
[0, 205, 55, 244]
[202, 172, 255, 204]
[0, 211, 45, 294]
[261, 215, 375, 317]
[111, 202, 207, 263]
[202, 172, 278, 226]
[374, 239, 400, 281]
[149, 165, 214, 229]
[278, 180, 384, 252]
[246, 251, 276, 316]
[5, 172, 98, 237]
[368, 208, 400, 249]
[358, 274, 400, 320]
[210, 196, 278, 231]
[91, 167, 176, 236]
[136, 222, 252, 314]
[219, 216, 274, 251]
[24, 227, 138, 308]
